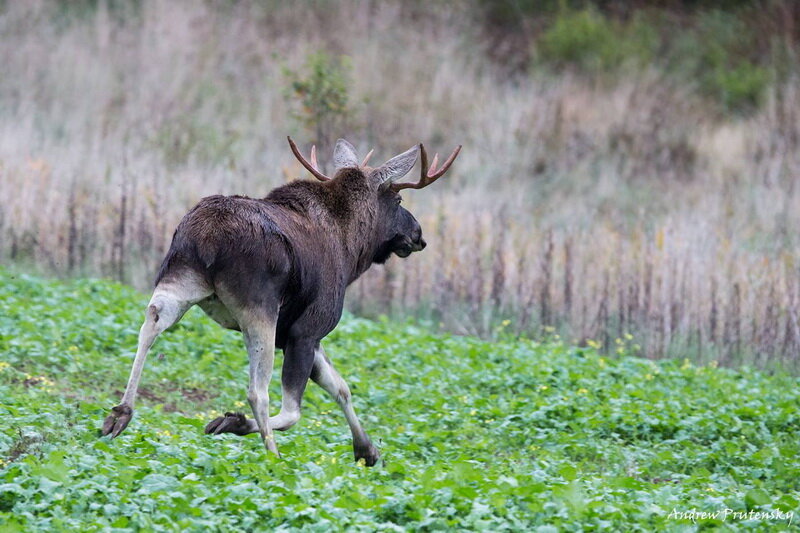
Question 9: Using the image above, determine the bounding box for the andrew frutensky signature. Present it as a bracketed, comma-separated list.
[668, 508, 793, 525]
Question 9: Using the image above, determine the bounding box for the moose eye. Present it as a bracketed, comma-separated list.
[395, 197, 402, 205]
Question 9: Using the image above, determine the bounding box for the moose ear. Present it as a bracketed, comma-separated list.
[370, 145, 419, 187]
[333, 138, 360, 170]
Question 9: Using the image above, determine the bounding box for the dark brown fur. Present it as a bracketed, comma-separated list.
[156, 167, 424, 348]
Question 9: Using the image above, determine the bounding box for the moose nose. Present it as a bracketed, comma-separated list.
[419, 238, 427, 250]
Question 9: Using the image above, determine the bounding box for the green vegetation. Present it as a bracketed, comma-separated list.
[537, 8, 657, 73]
[283, 52, 355, 155]
[1, 271, 798, 530]
[677, 9, 771, 113]
[534, 5, 778, 113]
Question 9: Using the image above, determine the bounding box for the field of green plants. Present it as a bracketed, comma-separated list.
[0, 269, 798, 530]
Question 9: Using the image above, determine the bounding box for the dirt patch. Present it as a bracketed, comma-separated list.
[111, 386, 216, 414]
[137, 388, 166, 404]
[23, 377, 45, 388]
[180, 387, 214, 403]
[6, 433, 43, 463]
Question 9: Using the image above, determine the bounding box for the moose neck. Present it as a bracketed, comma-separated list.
[323, 170, 384, 285]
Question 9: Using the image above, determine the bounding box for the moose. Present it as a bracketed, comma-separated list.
[101, 137, 460, 465]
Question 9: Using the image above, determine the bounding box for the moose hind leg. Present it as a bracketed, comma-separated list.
[311, 345, 380, 466]
[241, 317, 280, 456]
[102, 275, 210, 438]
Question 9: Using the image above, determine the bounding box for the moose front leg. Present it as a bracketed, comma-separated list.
[269, 337, 316, 430]
[311, 345, 380, 466]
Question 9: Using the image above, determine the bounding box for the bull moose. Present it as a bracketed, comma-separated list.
[101, 137, 460, 465]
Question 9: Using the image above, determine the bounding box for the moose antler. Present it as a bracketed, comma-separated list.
[287, 136, 330, 182]
[361, 149, 374, 166]
[391, 144, 462, 191]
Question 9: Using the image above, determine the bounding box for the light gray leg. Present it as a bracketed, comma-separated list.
[269, 402, 301, 431]
[205, 337, 310, 435]
[311, 345, 380, 466]
[243, 319, 280, 456]
[102, 276, 210, 438]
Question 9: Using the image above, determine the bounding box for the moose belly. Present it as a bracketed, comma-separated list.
[198, 295, 241, 331]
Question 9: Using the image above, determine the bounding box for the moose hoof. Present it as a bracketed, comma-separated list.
[204, 412, 252, 436]
[354, 442, 380, 467]
[101, 404, 133, 438]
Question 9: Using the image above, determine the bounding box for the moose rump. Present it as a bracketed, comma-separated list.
[157, 194, 343, 346]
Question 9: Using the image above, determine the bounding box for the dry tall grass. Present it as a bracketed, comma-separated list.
[1, 1, 798, 369]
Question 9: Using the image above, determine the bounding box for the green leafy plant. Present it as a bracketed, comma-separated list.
[283, 52, 354, 161]
[669, 9, 771, 114]
[1, 269, 798, 529]
[712, 61, 770, 112]
[535, 6, 773, 113]
[536, 8, 657, 73]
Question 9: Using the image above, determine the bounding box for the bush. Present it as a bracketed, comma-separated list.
[283, 52, 354, 157]
[687, 10, 770, 113]
[535, 6, 773, 113]
[536, 8, 657, 73]
[713, 61, 770, 112]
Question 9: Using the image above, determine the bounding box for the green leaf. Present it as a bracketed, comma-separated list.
[745, 489, 771, 509]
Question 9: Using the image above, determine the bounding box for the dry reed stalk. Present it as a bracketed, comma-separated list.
[539, 230, 553, 329]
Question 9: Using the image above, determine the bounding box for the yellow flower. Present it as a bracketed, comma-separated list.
[234, 400, 246, 408]
[598, 358, 607, 368]
[587, 339, 602, 350]
[624, 333, 634, 340]
[578, 388, 588, 394]
[0, 362, 10, 371]
[681, 358, 692, 370]
[469, 409, 477, 416]
[538, 385, 549, 391]
[645, 373, 653, 381]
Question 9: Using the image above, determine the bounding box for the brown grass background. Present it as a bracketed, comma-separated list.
[1, 1, 799, 369]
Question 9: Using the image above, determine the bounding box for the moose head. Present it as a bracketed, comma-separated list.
[288, 136, 461, 263]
